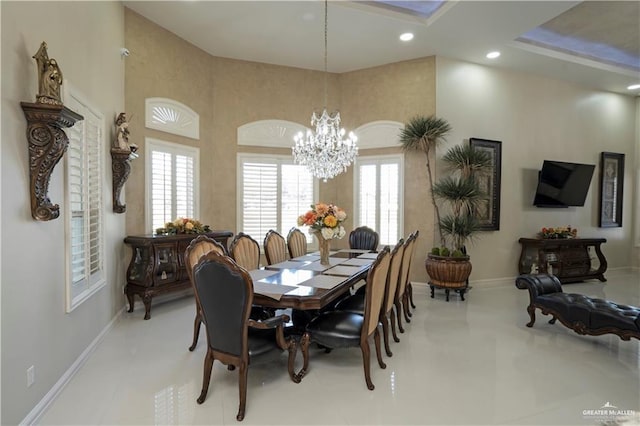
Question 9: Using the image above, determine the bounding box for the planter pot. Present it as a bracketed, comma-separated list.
[425, 254, 472, 289]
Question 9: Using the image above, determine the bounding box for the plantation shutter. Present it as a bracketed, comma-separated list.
[355, 156, 403, 246]
[238, 155, 317, 246]
[65, 94, 104, 311]
[241, 161, 278, 243]
[148, 140, 198, 233]
[281, 164, 314, 243]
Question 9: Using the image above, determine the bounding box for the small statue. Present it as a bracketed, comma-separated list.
[115, 112, 138, 159]
[32, 41, 63, 105]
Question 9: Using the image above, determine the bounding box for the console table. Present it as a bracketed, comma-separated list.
[124, 231, 233, 319]
[517, 237, 607, 283]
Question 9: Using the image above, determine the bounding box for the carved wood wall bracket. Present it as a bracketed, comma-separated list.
[111, 148, 133, 213]
[21, 102, 83, 221]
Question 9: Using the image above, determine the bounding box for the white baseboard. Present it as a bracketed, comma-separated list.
[20, 307, 125, 426]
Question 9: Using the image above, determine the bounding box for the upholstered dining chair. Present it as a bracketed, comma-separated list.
[298, 247, 391, 390]
[287, 227, 307, 258]
[184, 235, 227, 351]
[349, 226, 379, 251]
[336, 239, 405, 356]
[192, 252, 300, 421]
[264, 230, 287, 265]
[405, 230, 420, 313]
[229, 232, 261, 271]
[395, 232, 418, 333]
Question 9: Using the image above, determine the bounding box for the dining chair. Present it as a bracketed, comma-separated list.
[298, 246, 391, 390]
[287, 227, 307, 258]
[406, 230, 420, 312]
[349, 226, 379, 251]
[184, 235, 227, 351]
[336, 239, 405, 356]
[229, 232, 261, 270]
[192, 251, 300, 421]
[395, 232, 417, 333]
[264, 229, 287, 265]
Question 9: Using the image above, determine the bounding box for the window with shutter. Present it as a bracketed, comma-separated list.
[146, 138, 199, 233]
[65, 91, 105, 312]
[354, 155, 404, 246]
[238, 154, 317, 246]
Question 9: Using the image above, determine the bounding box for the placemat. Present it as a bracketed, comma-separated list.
[323, 264, 367, 277]
[298, 275, 345, 289]
[337, 248, 371, 254]
[290, 254, 320, 262]
[342, 257, 374, 266]
[252, 282, 298, 300]
[265, 260, 310, 270]
[357, 252, 379, 260]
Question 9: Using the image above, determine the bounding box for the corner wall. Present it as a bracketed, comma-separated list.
[435, 57, 637, 282]
[1, 2, 125, 424]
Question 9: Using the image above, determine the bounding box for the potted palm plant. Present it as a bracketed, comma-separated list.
[400, 116, 491, 297]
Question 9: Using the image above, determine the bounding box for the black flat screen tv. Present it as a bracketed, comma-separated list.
[533, 160, 595, 207]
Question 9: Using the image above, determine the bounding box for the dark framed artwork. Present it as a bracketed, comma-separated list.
[598, 152, 624, 227]
[470, 138, 502, 231]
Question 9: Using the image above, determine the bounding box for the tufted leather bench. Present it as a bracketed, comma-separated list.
[515, 274, 640, 341]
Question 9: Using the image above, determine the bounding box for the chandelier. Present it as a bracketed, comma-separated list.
[293, 0, 358, 182]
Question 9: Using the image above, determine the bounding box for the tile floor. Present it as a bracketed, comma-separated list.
[38, 272, 640, 425]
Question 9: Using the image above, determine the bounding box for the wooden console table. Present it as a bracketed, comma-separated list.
[124, 231, 233, 319]
[518, 237, 607, 283]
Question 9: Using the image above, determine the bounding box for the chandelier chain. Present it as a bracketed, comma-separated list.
[292, 0, 358, 182]
[323, 0, 328, 108]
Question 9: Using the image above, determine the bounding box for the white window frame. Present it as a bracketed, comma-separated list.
[64, 86, 106, 312]
[237, 153, 319, 248]
[145, 138, 200, 233]
[353, 154, 405, 246]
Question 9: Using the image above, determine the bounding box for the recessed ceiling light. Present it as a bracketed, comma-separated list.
[486, 51, 501, 59]
[627, 84, 640, 90]
[400, 33, 414, 42]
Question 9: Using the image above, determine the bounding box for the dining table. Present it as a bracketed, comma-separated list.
[247, 248, 378, 311]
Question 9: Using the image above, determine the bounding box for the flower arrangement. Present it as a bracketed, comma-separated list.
[297, 202, 347, 240]
[538, 226, 577, 239]
[155, 217, 211, 235]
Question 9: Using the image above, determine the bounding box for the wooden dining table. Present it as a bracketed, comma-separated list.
[247, 249, 377, 311]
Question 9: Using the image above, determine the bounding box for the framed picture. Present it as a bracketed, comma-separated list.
[598, 152, 624, 227]
[470, 138, 502, 231]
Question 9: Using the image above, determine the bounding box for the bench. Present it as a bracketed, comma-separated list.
[515, 274, 640, 341]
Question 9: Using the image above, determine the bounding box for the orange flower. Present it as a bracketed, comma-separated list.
[323, 215, 338, 228]
[314, 203, 329, 216]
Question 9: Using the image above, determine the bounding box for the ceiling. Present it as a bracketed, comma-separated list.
[123, 1, 640, 96]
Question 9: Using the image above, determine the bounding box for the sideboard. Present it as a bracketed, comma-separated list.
[517, 237, 607, 283]
[124, 231, 233, 319]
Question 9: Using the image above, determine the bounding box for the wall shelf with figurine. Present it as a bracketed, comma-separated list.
[22, 41, 83, 221]
[111, 112, 138, 213]
[517, 237, 607, 283]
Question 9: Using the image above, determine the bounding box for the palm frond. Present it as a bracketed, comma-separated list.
[399, 115, 452, 153]
[442, 145, 492, 178]
[439, 214, 481, 250]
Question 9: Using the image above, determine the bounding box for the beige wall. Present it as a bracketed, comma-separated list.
[436, 57, 638, 282]
[1, 2, 125, 424]
[124, 11, 437, 282]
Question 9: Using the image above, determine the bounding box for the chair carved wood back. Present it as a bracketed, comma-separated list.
[287, 227, 307, 258]
[229, 232, 260, 270]
[384, 239, 405, 314]
[264, 230, 287, 265]
[363, 247, 391, 337]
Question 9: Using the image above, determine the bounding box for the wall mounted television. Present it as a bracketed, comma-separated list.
[533, 160, 596, 207]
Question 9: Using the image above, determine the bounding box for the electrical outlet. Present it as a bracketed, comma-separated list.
[27, 365, 35, 388]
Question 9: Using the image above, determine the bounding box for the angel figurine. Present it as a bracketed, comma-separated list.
[115, 113, 138, 159]
[32, 41, 63, 105]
